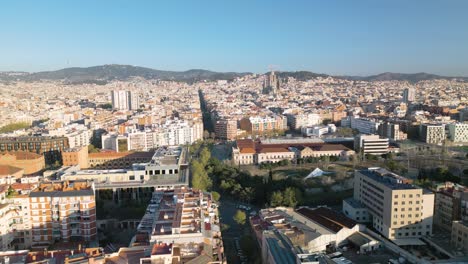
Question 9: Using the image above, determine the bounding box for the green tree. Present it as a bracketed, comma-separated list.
[211, 191, 221, 202]
[233, 210, 246, 225]
[283, 187, 298, 208]
[199, 147, 211, 166]
[270, 191, 284, 207]
[88, 144, 100, 153]
[191, 160, 212, 191]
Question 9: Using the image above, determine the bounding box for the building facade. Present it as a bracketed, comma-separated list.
[420, 124, 446, 144]
[0, 151, 45, 175]
[0, 136, 69, 164]
[111, 90, 139, 110]
[350, 168, 434, 243]
[448, 123, 468, 143]
[29, 180, 97, 247]
[354, 134, 389, 155]
[214, 119, 237, 140]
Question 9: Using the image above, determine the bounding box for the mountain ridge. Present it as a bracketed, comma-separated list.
[1, 64, 466, 84]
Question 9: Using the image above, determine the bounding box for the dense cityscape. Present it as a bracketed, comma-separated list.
[0, 67, 466, 263]
[1, 1, 468, 264]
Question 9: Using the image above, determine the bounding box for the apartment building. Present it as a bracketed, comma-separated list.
[111, 90, 139, 110]
[448, 123, 468, 143]
[378, 122, 407, 141]
[102, 120, 203, 151]
[62, 146, 89, 169]
[403, 88, 416, 103]
[131, 188, 226, 263]
[420, 123, 446, 144]
[354, 134, 389, 156]
[289, 113, 321, 130]
[214, 119, 237, 140]
[341, 116, 381, 134]
[0, 136, 69, 164]
[434, 182, 468, 231]
[29, 180, 97, 247]
[451, 221, 468, 254]
[48, 124, 91, 149]
[239, 115, 287, 134]
[348, 168, 434, 243]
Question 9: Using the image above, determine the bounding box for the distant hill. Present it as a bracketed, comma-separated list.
[0, 65, 250, 84]
[278, 71, 468, 83]
[275, 71, 330, 81]
[0, 65, 466, 84]
[349, 72, 468, 82]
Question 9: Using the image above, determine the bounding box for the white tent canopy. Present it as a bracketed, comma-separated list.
[304, 168, 331, 180]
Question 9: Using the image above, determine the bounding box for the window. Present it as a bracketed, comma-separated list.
[394, 195, 398, 199]
[129, 176, 135, 180]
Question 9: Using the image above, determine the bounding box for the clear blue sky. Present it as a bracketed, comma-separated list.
[1, 0, 467, 76]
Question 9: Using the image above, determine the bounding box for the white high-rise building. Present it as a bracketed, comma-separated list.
[111, 90, 139, 110]
[403, 88, 415, 103]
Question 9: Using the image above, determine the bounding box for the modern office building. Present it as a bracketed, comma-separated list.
[448, 123, 468, 143]
[61, 146, 189, 202]
[111, 90, 139, 110]
[29, 180, 97, 247]
[347, 168, 434, 244]
[354, 134, 389, 155]
[420, 123, 446, 144]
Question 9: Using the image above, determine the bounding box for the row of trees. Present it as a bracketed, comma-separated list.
[270, 187, 302, 208]
[191, 147, 213, 191]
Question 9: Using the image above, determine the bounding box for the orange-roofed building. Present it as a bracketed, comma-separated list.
[0, 151, 45, 175]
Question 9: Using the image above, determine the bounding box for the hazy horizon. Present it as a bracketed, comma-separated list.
[1, 0, 468, 76]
